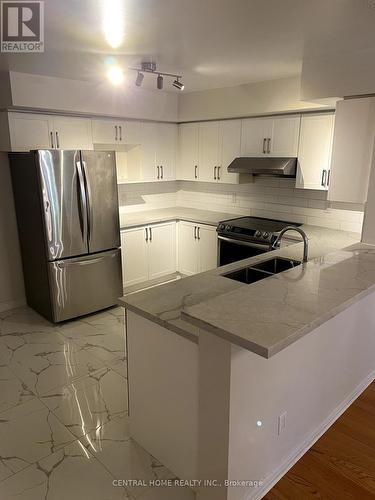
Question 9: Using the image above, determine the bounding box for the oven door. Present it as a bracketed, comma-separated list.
[218, 235, 271, 266]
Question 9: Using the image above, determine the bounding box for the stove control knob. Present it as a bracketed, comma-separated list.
[255, 230, 262, 238]
[262, 231, 269, 239]
[225, 225, 232, 231]
[218, 224, 225, 230]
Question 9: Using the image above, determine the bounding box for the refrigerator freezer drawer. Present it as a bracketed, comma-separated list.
[48, 249, 122, 322]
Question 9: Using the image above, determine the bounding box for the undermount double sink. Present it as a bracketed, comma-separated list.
[223, 257, 301, 285]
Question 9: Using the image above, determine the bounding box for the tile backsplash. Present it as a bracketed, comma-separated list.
[118, 178, 364, 233]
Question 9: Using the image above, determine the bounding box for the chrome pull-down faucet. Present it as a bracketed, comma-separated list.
[272, 227, 309, 263]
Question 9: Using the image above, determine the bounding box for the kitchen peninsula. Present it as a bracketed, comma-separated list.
[119, 225, 375, 500]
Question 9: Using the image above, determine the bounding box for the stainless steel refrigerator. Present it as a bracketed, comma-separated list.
[9, 150, 122, 323]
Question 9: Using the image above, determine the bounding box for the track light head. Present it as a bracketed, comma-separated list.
[173, 78, 184, 91]
[135, 72, 144, 87]
[157, 74, 164, 90]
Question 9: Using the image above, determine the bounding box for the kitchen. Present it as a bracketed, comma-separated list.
[1, 1, 375, 499]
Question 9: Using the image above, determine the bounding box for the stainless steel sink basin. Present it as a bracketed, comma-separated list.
[252, 257, 301, 274]
[223, 257, 301, 285]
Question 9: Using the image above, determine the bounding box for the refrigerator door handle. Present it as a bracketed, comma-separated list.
[81, 160, 93, 244]
[76, 161, 88, 244]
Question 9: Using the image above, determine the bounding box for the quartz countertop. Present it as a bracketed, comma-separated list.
[119, 207, 243, 229]
[119, 223, 367, 357]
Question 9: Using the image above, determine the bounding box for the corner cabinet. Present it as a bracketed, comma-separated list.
[295, 113, 335, 191]
[328, 97, 375, 204]
[7, 112, 93, 151]
[241, 115, 300, 157]
[121, 222, 176, 288]
[178, 222, 217, 276]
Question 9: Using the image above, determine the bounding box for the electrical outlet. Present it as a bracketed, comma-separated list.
[278, 411, 287, 435]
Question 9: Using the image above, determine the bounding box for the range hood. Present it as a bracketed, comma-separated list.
[227, 157, 297, 177]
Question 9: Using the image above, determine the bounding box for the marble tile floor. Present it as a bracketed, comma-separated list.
[0, 306, 195, 500]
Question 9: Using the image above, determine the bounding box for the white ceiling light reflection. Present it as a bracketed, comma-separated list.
[102, 0, 125, 49]
[107, 65, 124, 85]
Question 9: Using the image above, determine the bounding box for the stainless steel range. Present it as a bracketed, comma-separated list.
[217, 216, 302, 266]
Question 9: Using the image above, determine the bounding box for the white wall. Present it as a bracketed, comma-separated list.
[178, 77, 333, 122]
[9, 72, 179, 122]
[301, 51, 375, 101]
[0, 153, 25, 311]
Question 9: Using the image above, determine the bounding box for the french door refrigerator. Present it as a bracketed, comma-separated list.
[9, 150, 122, 322]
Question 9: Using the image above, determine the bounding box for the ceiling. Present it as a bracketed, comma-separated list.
[1, 0, 375, 93]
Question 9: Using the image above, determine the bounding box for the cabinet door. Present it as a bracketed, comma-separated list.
[218, 120, 241, 184]
[178, 123, 199, 180]
[8, 112, 53, 151]
[198, 121, 220, 182]
[328, 97, 375, 204]
[92, 120, 118, 144]
[148, 223, 176, 280]
[125, 121, 141, 145]
[156, 123, 177, 181]
[121, 228, 149, 287]
[241, 118, 270, 156]
[52, 117, 93, 150]
[296, 114, 334, 190]
[178, 222, 199, 275]
[270, 116, 300, 157]
[140, 122, 157, 181]
[198, 225, 218, 272]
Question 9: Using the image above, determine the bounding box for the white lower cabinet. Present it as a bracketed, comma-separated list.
[178, 222, 218, 275]
[121, 222, 176, 287]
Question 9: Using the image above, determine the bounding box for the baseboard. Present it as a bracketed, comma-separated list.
[0, 298, 26, 313]
[250, 368, 375, 500]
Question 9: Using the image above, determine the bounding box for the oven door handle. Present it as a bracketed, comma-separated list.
[217, 235, 270, 250]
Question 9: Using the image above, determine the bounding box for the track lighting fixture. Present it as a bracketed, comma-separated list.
[135, 71, 144, 87]
[157, 74, 164, 90]
[130, 62, 184, 91]
[172, 78, 184, 91]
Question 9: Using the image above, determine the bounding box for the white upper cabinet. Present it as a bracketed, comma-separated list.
[140, 122, 157, 181]
[295, 113, 335, 191]
[328, 97, 375, 204]
[7, 112, 93, 151]
[140, 122, 177, 182]
[178, 123, 199, 181]
[270, 115, 300, 156]
[51, 116, 93, 150]
[241, 118, 270, 156]
[219, 120, 241, 184]
[155, 123, 177, 181]
[92, 119, 141, 145]
[241, 115, 300, 157]
[198, 121, 220, 182]
[8, 112, 52, 151]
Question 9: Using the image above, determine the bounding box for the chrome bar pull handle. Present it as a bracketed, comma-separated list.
[119, 125, 122, 141]
[194, 226, 197, 239]
[321, 169, 327, 187]
[214, 166, 217, 180]
[161, 166, 164, 179]
[55, 132, 60, 149]
[267, 138, 271, 154]
[197, 227, 201, 240]
[327, 169, 331, 186]
[218, 166, 221, 180]
[157, 166, 160, 179]
[115, 125, 118, 141]
[149, 227, 152, 242]
[50, 131, 54, 148]
[194, 165, 198, 179]
[262, 138, 266, 154]
[145, 227, 148, 241]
